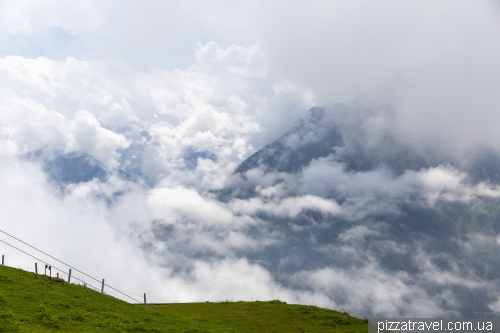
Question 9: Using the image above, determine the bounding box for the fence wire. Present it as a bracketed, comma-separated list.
[0, 232, 143, 304]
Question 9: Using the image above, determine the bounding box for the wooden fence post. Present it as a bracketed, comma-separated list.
[57, 272, 59, 279]
[35, 262, 38, 274]
[144, 293, 147, 309]
[101, 279, 105, 293]
[2, 255, 4, 266]
[68, 269, 72, 283]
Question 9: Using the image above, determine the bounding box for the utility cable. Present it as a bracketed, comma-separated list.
[0, 232, 142, 304]
[0, 238, 101, 292]
[0, 238, 123, 299]
[112, 288, 144, 298]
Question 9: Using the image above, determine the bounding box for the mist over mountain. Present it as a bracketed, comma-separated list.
[199, 100, 500, 317]
[235, 102, 500, 183]
[1, 1, 500, 320]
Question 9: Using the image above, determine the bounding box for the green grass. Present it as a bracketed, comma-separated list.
[0, 265, 367, 332]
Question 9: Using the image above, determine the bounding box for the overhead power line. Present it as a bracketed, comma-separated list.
[0, 238, 100, 292]
[0, 229, 142, 304]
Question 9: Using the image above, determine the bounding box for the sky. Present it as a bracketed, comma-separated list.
[1, 0, 500, 317]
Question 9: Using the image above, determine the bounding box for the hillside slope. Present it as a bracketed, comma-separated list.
[0, 265, 367, 332]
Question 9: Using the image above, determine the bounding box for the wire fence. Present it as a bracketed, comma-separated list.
[1, 260, 104, 294]
[0, 230, 144, 305]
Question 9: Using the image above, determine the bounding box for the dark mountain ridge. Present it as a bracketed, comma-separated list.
[236, 102, 500, 186]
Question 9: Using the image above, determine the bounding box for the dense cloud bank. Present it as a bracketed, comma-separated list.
[0, 49, 318, 306]
[1, 49, 500, 317]
[2, 0, 500, 151]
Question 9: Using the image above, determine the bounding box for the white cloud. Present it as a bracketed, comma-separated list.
[230, 195, 340, 218]
[148, 187, 234, 226]
[4, 1, 498, 151]
[66, 110, 130, 167]
[417, 166, 500, 203]
[0, 93, 129, 167]
[290, 265, 458, 318]
[159, 258, 292, 302]
[295, 155, 500, 219]
[0, 45, 315, 185]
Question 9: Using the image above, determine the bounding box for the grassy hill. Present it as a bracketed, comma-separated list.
[0, 265, 367, 332]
